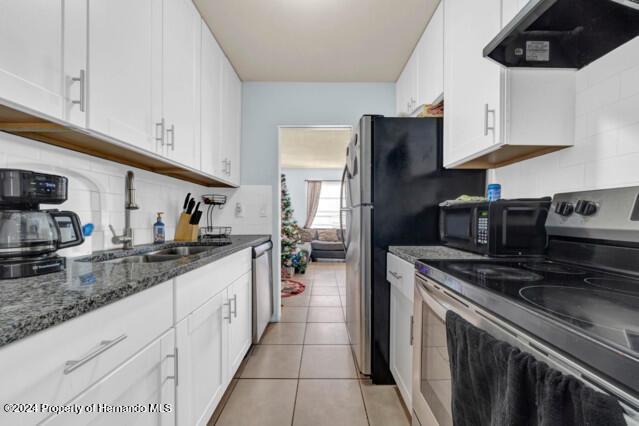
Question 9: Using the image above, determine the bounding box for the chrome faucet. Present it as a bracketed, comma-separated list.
[109, 171, 139, 249]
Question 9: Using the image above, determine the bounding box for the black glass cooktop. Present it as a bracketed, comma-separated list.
[416, 259, 639, 355]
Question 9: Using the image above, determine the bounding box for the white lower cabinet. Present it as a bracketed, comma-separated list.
[42, 330, 176, 426]
[227, 273, 253, 373]
[176, 290, 229, 426]
[174, 249, 253, 425]
[387, 253, 416, 408]
[176, 271, 252, 426]
[0, 248, 256, 426]
[0, 281, 173, 426]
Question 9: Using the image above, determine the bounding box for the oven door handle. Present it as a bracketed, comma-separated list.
[417, 279, 448, 321]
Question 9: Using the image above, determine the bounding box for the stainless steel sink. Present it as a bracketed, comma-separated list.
[147, 246, 212, 256]
[90, 245, 215, 264]
[101, 254, 181, 264]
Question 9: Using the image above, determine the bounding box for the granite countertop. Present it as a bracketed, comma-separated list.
[388, 245, 485, 264]
[0, 235, 271, 348]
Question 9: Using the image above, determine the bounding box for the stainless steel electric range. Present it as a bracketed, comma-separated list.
[413, 186, 639, 426]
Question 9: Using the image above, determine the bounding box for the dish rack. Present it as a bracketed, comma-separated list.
[199, 194, 232, 242]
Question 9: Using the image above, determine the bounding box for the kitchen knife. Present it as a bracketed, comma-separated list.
[193, 202, 201, 216]
[183, 193, 191, 211]
[190, 209, 202, 225]
[186, 198, 196, 214]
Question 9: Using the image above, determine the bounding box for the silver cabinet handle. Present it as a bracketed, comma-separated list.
[71, 69, 86, 112]
[389, 271, 403, 280]
[231, 294, 238, 318]
[227, 160, 232, 176]
[484, 103, 496, 136]
[166, 124, 175, 151]
[64, 334, 127, 374]
[155, 119, 165, 147]
[222, 158, 231, 176]
[167, 348, 178, 386]
[223, 300, 232, 324]
[410, 315, 414, 346]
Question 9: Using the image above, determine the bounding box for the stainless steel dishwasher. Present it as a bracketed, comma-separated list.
[252, 241, 273, 343]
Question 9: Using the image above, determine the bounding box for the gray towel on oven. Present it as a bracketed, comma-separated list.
[445, 310, 627, 426]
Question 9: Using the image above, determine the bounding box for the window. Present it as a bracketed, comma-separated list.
[311, 181, 341, 229]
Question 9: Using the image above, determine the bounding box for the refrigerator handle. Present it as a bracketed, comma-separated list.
[340, 165, 350, 251]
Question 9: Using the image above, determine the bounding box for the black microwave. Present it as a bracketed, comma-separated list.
[439, 198, 551, 256]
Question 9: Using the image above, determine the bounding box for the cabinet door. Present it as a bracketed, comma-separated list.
[176, 290, 228, 426]
[443, 0, 502, 166]
[227, 273, 252, 374]
[390, 286, 413, 408]
[88, 0, 162, 153]
[502, 0, 530, 24]
[163, 0, 201, 169]
[63, 0, 88, 127]
[200, 22, 223, 177]
[220, 56, 242, 184]
[42, 330, 175, 426]
[396, 51, 419, 115]
[0, 1, 65, 119]
[417, 2, 444, 106]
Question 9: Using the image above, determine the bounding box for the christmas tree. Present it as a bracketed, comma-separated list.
[281, 174, 301, 272]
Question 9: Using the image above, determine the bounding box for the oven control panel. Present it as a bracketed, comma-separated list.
[547, 186, 639, 244]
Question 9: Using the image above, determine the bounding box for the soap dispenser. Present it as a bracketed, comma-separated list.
[154, 212, 165, 243]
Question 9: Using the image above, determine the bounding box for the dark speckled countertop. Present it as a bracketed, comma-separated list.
[0, 235, 270, 348]
[388, 245, 484, 265]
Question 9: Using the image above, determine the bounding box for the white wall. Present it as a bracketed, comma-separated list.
[493, 37, 639, 197]
[0, 131, 271, 256]
[281, 168, 342, 225]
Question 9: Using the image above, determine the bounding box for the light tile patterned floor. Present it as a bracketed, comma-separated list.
[211, 262, 410, 426]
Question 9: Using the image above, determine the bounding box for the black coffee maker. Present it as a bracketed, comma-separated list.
[0, 169, 84, 279]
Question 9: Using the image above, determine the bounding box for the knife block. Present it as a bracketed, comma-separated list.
[174, 212, 197, 242]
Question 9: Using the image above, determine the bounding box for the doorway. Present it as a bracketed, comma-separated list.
[276, 125, 352, 320]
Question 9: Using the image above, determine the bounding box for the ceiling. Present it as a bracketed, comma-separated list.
[280, 127, 352, 168]
[194, 0, 440, 82]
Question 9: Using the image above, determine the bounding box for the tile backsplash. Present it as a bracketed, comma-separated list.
[0, 131, 272, 256]
[493, 37, 639, 198]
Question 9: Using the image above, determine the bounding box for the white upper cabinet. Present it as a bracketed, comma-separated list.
[443, 0, 503, 165]
[88, 0, 162, 153]
[0, 0, 85, 123]
[200, 21, 223, 178]
[416, 2, 443, 107]
[395, 50, 419, 116]
[220, 56, 242, 185]
[395, 2, 443, 117]
[63, 0, 88, 128]
[443, 0, 575, 169]
[163, 0, 202, 170]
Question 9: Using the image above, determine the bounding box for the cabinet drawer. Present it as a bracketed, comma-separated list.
[387, 253, 415, 302]
[175, 248, 252, 321]
[0, 281, 173, 426]
[41, 329, 175, 426]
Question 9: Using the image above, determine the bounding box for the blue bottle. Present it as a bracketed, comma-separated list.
[487, 184, 501, 202]
[154, 212, 165, 243]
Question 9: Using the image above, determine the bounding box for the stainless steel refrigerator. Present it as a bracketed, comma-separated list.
[340, 115, 486, 383]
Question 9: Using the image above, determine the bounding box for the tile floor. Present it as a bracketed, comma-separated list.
[210, 262, 411, 426]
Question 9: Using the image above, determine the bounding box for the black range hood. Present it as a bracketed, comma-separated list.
[484, 0, 639, 69]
